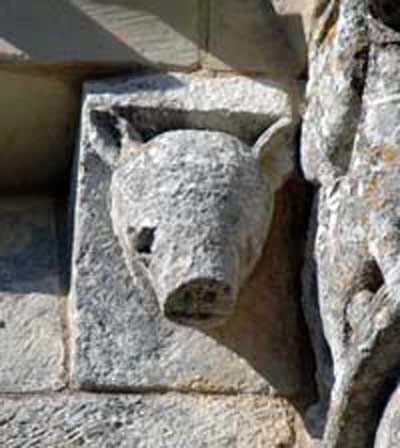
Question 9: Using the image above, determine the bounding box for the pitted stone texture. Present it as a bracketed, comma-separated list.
[111, 130, 272, 328]
[0, 394, 301, 448]
[374, 384, 400, 448]
[70, 76, 310, 398]
[301, 1, 400, 446]
[84, 73, 295, 145]
[0, 197, 64, 391]
[71, 120, 269, 393]
[301, 0, 369, 186]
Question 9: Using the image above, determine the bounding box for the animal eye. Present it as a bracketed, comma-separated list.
[370, 0, 400, 32]
[134, 227, 156, 254]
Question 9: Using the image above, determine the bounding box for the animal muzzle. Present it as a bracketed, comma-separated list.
[162, 276, 236, 329]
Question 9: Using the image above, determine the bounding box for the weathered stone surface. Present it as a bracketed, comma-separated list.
[69, 73, 311, 398]
[374, 384, 400, 448]
[0, 197, 64, 391]
[301, 0, 368, 187]
[0, 0, 201, 69]
[84, 73, 295, 144]
[0, 393, 301, 448]
[301, 1, 400, 446]
[204, 0, 301, 78]
[0, 0, 312, 78]
[111, 130, 274, 329]
[0, 70, 77, 192]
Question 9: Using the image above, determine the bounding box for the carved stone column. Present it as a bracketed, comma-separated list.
[301, 0, 400, 446]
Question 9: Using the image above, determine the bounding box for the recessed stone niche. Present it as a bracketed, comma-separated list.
[0, 69, 315, 447]
[68, 72, 314, 401]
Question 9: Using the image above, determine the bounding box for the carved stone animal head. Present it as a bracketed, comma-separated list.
[111, 121, 293, 329]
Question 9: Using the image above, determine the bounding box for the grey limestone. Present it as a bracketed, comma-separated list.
[301, 0, 400, 446]
[111, 130, 273, 329]
[0, 197, 65, 392]
[69, 73, 308, 397]
[84, 72, 296, 145]
[0, 393, 300, 448]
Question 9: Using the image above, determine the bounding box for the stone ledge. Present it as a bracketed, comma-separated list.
[83, 72, 296, 144]
[0, 393, 301, 447]
[0, 197, 65, 392]
[0, 0, 202, 70]
[0, 0, 312, 78]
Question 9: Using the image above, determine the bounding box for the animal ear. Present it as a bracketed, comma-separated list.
[253, 117, 295, 192]
[117, 117, 145, 162]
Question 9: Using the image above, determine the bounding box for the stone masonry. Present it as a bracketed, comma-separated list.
[16, 0, 400, 447]
[0, 2, 318, 446]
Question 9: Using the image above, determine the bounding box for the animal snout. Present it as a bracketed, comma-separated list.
[163, 277, 235, 329]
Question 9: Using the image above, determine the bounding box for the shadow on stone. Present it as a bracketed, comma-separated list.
[0, 197, 61, 295]
[0, 0, 307, 79]
[200, 180, 317, 409]
[0, 0, 147, 65]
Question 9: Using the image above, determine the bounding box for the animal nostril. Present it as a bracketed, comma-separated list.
[135, 227, 156, 254]
[163, 279, 234, 328]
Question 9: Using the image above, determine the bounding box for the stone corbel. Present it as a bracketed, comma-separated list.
[69, 72, 304, 394]
[110, 115, 294, 329]
[80, 73, 297, 329]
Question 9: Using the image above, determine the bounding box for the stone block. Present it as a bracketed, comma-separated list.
[84, 72, 295, 144]
[0, 0, 201, 69]
[0, 197, 65, 392]
[204, 0, 302, 79]
[271, 0, 315, 71]
[0, 69, 77, 192]
[69, 73, 312, 399]
[0, 393, 300, 447]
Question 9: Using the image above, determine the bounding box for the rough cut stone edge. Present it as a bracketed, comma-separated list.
[0, 392, 306, 448]
[83, 72, 297, 144]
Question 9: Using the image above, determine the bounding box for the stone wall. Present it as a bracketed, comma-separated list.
[0, 1, 318, 447]
[0, 0, 313, 192]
